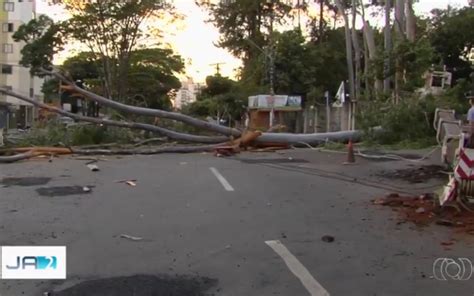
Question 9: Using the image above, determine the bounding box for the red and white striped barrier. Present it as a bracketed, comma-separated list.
[455, 148, 474, 180]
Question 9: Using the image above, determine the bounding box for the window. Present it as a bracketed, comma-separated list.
[3, 2, 14, 12]
[2, 23, 13, 32]
[2, 43, 12, 53]
[1, 64, 12, 74]
[29, 87, 33, 97]
[18, 0, 22, 2]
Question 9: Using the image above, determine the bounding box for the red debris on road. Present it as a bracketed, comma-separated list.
[372, 193, 474, 238]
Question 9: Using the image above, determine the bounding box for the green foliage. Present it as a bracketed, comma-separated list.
[17, 120, 136, 147]
[126, 48, 185, 109]
[273, 29, 308, 95]
[304, 28, 348, 104]
[182, 99, 216, 118]
[41, 78, 60, 103]
[68, 125, 135, 146]
[357, 96, 437, 145]
[393, 38, 436, 92]
[184, 74, 247, 123]
[16, 121, 68, 147]
[62, 52, 100, 81]
[15, 1, 175, 101]
[12, 15, 66, 74]
[236, 28, 347, 104]
[197, 0, 292, 61]
[55, 47, 184, 110]
[430, 79, 474, 114]
[429, 7, 474, 80]
[202, 75, 234, 97]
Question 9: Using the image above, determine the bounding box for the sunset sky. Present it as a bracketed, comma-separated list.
[36, 0, 469, 83]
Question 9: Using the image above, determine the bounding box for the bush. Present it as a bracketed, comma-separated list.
[357, 96, 437, 145]
[16, 120, 136, 147]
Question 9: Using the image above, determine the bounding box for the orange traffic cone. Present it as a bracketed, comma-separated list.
[345, 140, 355, 164]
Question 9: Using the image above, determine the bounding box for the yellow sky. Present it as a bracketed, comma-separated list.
[36, 0, 468, 83]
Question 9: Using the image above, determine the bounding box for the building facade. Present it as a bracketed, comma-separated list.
[0, 0, 44, 129]
[174, 77, 202, 109]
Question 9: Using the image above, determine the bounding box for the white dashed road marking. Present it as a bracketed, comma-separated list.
[209, 167, 234, 191]
[265, 240, 330, 296]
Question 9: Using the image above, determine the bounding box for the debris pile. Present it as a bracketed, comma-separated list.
[372, 193, 474, 235]
[0, 130, 292, 163]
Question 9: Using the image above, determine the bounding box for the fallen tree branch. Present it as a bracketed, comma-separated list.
[43, 69, 241, 137]
[76, 143, 121, 149]
[71, 145, 220, 155]
[0, 151, 43, 163]
[0, 88, 229, 144]
[3, 147, 73, 155]
[133, 137, 167, 147]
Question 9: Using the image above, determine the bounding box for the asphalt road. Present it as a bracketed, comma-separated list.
[1, 149, 474, 295]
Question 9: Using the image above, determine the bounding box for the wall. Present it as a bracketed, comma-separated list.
[0, 1, 44, 128]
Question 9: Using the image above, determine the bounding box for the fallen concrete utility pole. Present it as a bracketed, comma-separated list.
[0, 88, 229, 144]
[256, 129, 371, 146]
[44, 70, 241, 137]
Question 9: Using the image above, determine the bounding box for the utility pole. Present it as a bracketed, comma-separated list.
[209, 63, 225, 76]
[268, 0, 276, 127]
[383, 0, 392, 93]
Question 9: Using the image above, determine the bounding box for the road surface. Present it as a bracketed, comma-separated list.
[1, 148, 474, 295]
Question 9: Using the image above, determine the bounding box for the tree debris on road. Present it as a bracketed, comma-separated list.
[120, 234, 143, 241]
[372, 193, 474, 238]
[86, 164, 100, 171]
[0, 78, 374, 164]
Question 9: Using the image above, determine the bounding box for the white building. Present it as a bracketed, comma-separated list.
[174, 77, 202, 109]
[0, 0, 44, 129]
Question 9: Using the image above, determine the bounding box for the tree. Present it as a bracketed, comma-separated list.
[429, 7, 474, 81]
[202, 75, 234, 97]
[12, 15, 66, 75]
[335, 0, 356, 129]
[197, 0, 293, 81]
[62, 52, 101, 81]
[185, 75, 246, 124]
[61, 0, 174, 101]
[59, 48, 184, 110]
[126, 48, 185, 110]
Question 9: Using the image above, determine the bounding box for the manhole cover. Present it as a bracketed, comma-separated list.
[50, 275, 217, 296]
[36, 186, 93, 197]
[239, 158, 308, 164]
[1, 177, 51, 187]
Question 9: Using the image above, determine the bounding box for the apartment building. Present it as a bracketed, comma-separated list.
[174, 77, 203, 109]
[0, 0, 44, 129]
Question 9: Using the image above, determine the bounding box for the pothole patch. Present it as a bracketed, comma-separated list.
[36, 186, 93, 197]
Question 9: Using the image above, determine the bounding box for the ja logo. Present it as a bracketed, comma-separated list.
[6, 256, 57, 270]
[1, 246, 66, 279]
[433, 258, 473, 281]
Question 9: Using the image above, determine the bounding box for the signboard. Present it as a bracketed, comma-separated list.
[248, 95, 301, 109]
